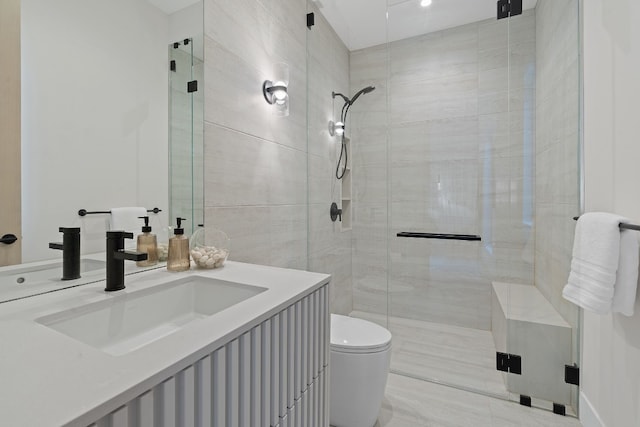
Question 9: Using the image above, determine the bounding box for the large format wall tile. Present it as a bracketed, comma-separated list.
[351, 13, 536, 329]
[204, 0, 353, 314]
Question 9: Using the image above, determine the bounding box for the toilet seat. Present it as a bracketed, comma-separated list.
[330, 314, 392, 354]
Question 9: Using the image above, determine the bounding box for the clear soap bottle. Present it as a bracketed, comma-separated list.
[136, 216, 158, 267]
[167, 217, 190, 272]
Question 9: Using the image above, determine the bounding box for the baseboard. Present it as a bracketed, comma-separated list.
[580, 392, 606, 427]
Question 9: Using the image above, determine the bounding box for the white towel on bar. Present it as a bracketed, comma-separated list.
[562, 212, 629, 314]
[109, 207, 147, 234]
[612, 229, 640, 316]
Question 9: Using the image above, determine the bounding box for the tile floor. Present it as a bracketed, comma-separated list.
[352, 310, 508, 397]
[348, 311, 582, 426]
[377, 374, 582, 427]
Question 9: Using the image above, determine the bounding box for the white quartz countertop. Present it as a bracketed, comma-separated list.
[0, 261, 330, 426]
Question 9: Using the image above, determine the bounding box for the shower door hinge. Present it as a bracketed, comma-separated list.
[564, 364, 580, 386]
[170, 60, 176, 72]
[307, 12, 315, 29]
[496, 352, 522, 374]
[187, 80, 198, 93]
[497, 0, 522, 19]
[553, 403, 566, 416]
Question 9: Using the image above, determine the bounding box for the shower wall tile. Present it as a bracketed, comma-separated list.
[350, 44, 388, 83]
[202, 0, 310, 281]
[351, 12, 537, 327]
[308, 202, 353, 315]
[351, 125, 387, 168]
[204, 123, 306, 207]
[306, 0, 353, 314]
[390, 73, 479, 124]
[269, 204, 308, 270]
[203, 34, 307, 153]
[204, 206, 272, 265]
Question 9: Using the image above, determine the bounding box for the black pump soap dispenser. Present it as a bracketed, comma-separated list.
[136, 216, 158, 267]
[167, 217, 190, 271]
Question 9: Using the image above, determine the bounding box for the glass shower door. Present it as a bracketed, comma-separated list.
[504, 0, 581, 414]
[383, 1, 513, 398]
[169, 37, 204, 236]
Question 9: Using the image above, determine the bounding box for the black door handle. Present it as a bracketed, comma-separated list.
[0, 234, 18, 245]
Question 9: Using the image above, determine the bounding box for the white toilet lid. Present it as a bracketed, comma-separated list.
[330, 314, 392, 353]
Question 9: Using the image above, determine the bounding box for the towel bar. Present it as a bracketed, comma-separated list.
[397, 232, 481, 241]
[572, 216, 640, 231]
[78, 208, 162, 217]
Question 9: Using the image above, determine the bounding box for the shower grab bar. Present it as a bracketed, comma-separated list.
[572, 216, 640, 231]
[78, 208, 162, 217]
[397, 232, 481, 241]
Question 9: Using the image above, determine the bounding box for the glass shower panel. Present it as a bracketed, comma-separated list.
[169, 37, 204, 236]
[505, 0, 581, 414]
[385, 0, 512, 397]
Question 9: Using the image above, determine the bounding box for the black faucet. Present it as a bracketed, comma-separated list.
[105, 231, 148, 292]
[49, 227, 81, 280]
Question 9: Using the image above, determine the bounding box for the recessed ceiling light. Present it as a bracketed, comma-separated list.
[420, 0, 432, 7]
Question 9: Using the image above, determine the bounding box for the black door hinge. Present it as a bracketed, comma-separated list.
[307, 12, 315, 29]
[496, 352, 522, 375]
[497, 0, 522, 19]
[170, 60, 176, 72]
[553, 403, 566, 416]
[187, 80, 198, 93]
[565, 364, 580, 386]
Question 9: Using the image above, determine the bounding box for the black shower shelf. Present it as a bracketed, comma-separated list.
[397, 232, 481, 241]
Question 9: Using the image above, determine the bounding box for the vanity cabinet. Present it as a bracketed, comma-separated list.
[0, 262, 330, 426]
[88, 283, 329, 427]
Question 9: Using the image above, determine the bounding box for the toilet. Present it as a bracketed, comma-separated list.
[330, 314, 392, 427]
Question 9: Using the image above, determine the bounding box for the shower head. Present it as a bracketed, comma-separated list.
[349, 85, 375, 105]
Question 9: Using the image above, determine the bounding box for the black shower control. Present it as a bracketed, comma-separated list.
[330, 203, 342, 222]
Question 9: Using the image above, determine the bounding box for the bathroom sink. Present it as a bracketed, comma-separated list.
[37, 275, 267, 356]
[0, 259, 106, 285]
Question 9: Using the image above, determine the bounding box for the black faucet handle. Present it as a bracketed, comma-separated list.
[114, 250, 148, 262]
[58, 227, 80, 234]
[106, 230, 134, 240]
[49, 242, 64, 250]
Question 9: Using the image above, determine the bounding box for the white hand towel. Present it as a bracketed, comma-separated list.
[109, 207, 147, 234]
[562, 212, 627, 314]
[612, 230, 640, 316]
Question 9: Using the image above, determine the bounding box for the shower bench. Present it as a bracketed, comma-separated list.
[491, 282, 573, 407]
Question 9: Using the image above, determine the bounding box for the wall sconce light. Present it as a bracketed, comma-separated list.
[328, 120, 345, 137]
[262, 62, 289, 116]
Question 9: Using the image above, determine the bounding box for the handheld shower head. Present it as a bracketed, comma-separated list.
[349, 85, 375, 105]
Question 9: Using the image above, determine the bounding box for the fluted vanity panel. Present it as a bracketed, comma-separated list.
[89, 284, 329, 427]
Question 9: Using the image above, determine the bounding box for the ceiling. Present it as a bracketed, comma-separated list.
[313, 0, 538, 51]
[146, 0, 200, 14]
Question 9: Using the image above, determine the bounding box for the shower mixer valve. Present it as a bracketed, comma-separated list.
[330, 202, 342, 222]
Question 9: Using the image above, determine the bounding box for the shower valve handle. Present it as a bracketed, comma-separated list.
[330, 202, 342, 222]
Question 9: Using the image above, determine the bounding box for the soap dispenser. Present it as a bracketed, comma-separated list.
[136, 216, 158, 267]
[167, 217, 190, 272]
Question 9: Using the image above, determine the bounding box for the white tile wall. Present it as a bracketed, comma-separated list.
[203, 0, 353, 314]
[350, 12, 537, 330]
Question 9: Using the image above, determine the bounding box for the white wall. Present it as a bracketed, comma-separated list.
[582, 0, 640, 426]
[21, 0, 169, 261]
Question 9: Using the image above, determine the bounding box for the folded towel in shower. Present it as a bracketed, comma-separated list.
[612, 229, 640, 316]
[109, 207, 147, 234]
[562, 212, 633, 314]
